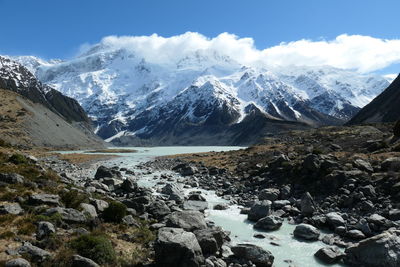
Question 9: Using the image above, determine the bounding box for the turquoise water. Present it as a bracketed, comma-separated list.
[62, 146, 343, 267]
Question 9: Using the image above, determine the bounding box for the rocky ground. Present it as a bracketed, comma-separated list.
[1, 123, 400, 267]
[144, 123, 400, 266]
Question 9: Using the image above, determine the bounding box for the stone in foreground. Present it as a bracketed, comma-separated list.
[314, 246, 345, 264]
[231, 243, 274, 267]
[293, 224, 320, 241]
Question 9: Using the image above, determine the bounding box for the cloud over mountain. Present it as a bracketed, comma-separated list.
[79, 32, 400, 73]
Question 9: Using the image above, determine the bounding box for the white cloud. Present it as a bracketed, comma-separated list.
[83, 32, 400, 73]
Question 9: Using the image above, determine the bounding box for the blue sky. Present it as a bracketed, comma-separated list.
[1, 0, 399, 74]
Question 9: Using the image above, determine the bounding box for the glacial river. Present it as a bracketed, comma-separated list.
[66, 146, 344, 267]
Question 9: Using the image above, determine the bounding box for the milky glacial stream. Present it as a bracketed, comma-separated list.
[67, 146, 344, 267]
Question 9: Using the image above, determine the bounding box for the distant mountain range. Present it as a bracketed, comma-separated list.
[6, 44, 390, 145]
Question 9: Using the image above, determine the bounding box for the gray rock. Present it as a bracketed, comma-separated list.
[147, 200, 171, 220]
[300, 192, 316, 216]
[303, 154, 320, 171]
[368, 213, 386, 226]
[293, 224, 320, 241]
[213, 203, 229, 210]
[353, 159, 373, 172]
[5, 258, 31, 267]
[71, 254, 100, 267]
[314, 246, 344, 264]
[259, 188, 280, 201]
[326, 212, 346, 228]
[344, 230, 400, 267]
[0, 173, 24, 184]
[247, 200, 272, 222]
[389, 209, 400, 221]
[155, 227, 204, 267]
[194, 228, 226, 255]
[17, 242, 51, 262]
[183, 200, 209, 212]
[102, 178, 122, 190]
[347, 229, 366, 240]
[0, 203, 23, 215]
[205, 256, 226, 267]
[29, 194, 60, 205]
[254, 215, 283, 231]
[162, 183, 185, 203]
[94, 165, 121, 179]
[360, 184, 376, 197]
[231, 243, 274, 267]
[90, 198, 109, 212]
[45, 207, 86, 223]
[80, 203, 97, 218]
[120, 178, 137, 193]
[37, 221, 56, 240]
[122, 215, 140, 227]
[381, 157, 400, 171]
[165, 210, 207, 231]
[273, 200, 290, 209]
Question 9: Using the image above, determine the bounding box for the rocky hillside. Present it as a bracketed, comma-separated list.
[348, 74, 400, 124]
[0, 57, 104, 149]
[11, 47, 389, 145]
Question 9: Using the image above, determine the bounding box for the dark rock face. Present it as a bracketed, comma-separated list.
[348, 74, 400, 124]
[314, 246, 345, 264]
[344, 230, 400, 267]
[154, 227, 204, 267]
[231, 243, 274, 267]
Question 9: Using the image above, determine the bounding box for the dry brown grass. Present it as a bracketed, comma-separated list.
[86, 149, 137, 153]
[58, 153, 119, 165]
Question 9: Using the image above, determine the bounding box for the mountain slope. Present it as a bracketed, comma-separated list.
[0, 56, 105, 149]
[348, 74, 400, 124]
[9, 46, 389, 145]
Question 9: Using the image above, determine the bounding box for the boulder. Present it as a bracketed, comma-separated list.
[353, 159, 374, 172]
[165, 210, 207, 231]
[120, 178, 137, 193]
[194, 228, 227, 255]
[154, 227, 204, 267]
[71, 255, 100, 267]
[122, 215, 140, 227]
[183, 200, 209, 212]
[303, 154, 320, 172]
[36, 221, 56, 240]
[326, 212, 346, 228]
[231, 243, 274, 267]
[293, 224, 320, 241]
[94, 165, 121, 179]
[389, 209, 400, 221]
[247, 200, 272, 222]
[147, 200, 171, 220]
[29, 194, 60, 205]
[90, 199, 109, 212]
[258, 188, 280, 201]
[0, 173, 24, 184]
[17, 242, 51, 263]
[0, 203, 23, 215]
[344, 230, 400, 267]
[254, 215, 283, 231]
[162, 183, 185, 203]
[45, 207, 86, 223]
[314, 246, 345, 264]
[5, 258, 31, 267]
[300, 192, 316, 216]
[381, 158, 400, 172]
[79, 203, 98, 218]
[213, 203, 229, 210]
[347, 229, 366, 240]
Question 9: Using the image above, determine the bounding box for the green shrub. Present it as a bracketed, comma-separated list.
[103, 201, 127, 223]
[8, 154, 28, 164]
[69, 234, 116, 264]
[60, 190, 88, 209]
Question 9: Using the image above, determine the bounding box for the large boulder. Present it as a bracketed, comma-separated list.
[254, 215, 283, 231]
[300, 192, 316, 216]
[381, 158, 400, 172]
[326, 212, 346, 228]
[165, 210, 207, 231]
[183, 200, 209, 212]
[161, 183, 185, 203]
[45, 207, 87, 223]
[5, 258, 31, 267]
[71, 255, 100, 267]
[29, 194, 60, 205]
[231, 243, 274, 267]
[0, 203, 23, 215]
[36, 221, 56, 240]
[154, 227, 204, 267]
[293, 224, 320, 241]
[344, 230, 400, 267]
[194, 228, 228, 255]
[147, 200, 171, 220]
[17, 242, 51, 263]
[0, 173, 24, 184]
[258, 188, 280, 201]
[247, 201, 272, 222]
[314, 246, 345, 264]
[94, 165, 122, 179]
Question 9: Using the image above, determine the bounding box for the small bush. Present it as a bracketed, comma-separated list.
[61, 190, 88, 209]
[8, 154, 28, 164]
[69, 233, 116, 265]
[103, 201, 127, 223]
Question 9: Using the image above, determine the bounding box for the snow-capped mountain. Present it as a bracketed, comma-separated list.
[9, 44, 390, 145]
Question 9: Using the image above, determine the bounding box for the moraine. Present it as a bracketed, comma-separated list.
[60, 146, 343, 267]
